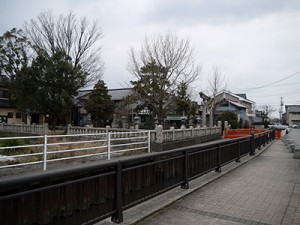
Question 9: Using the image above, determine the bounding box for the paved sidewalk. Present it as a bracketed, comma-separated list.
[137, 136, 300, 225]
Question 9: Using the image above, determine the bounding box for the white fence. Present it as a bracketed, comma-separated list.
[0, 123, 48, 134]
[0, 131, 150, 171]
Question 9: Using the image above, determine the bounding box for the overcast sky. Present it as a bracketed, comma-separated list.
[1, 0, 300, 118]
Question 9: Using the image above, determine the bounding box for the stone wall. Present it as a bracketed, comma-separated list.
[151, 133, 221, 151]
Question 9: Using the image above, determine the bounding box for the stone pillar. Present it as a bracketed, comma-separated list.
[111, 114, 119, 128]
[134, 115, 139, 130]
[293, 146, 300, 159]
[156, 125, 163, 143]
[154, 115, 159, 129]
[196, 116, 201, 128]
[121, 116, 127, 129]
[288, 143, 295, 153]
[170, 126, 175, 141]
[106, 125, 111, 133]
[85, 113, 92, 127]
[224, 121, 228, 130]
[209, 108, 214, 127]
[180, 117, 186, 129]
[218, 121, 222, 128]
[217, 121, 222, 135]
[202, 101, 206, 127]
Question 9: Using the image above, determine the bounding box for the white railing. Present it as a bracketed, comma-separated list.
[0, 131, 151, 171]
[0, 123, 48, 134]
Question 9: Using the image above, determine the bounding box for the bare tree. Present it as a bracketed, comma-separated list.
[24, 11, 104, 85]
[205, 66, 227, 126]
[127, 32, 202, 124]
[208, 66, 227, 96]
[260, 105, 276, 123]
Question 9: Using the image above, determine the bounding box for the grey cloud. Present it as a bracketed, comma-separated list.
[144, 0, 300, 25]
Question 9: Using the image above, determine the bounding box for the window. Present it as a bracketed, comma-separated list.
[0, 90, 8, 98]
[16, 112, 22, 118]
[7, 112, 13, 118]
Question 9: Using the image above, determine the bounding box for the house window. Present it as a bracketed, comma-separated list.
[7, 112, 13, 118]
[0, 90, 8, 98]
[16, 112, 22, 118]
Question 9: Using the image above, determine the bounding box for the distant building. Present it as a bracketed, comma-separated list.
[73, 88, 135, 127]
[0, 75, 23, 124]
[253, 110, 264, 124]
[204, 90, 255, 127]
[285, 105, 300, 126]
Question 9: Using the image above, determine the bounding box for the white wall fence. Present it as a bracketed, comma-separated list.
[67, 124, 222, 143]
[67, 125, 130, 135]
[1, 123, 222, 144]
[154, 125, 222, 143]
[0, 131, 150, 171]
[0, 123, 48, 134]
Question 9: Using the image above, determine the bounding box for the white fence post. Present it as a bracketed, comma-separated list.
[43, 135, 47, 171]
[108, 132, 111, 160]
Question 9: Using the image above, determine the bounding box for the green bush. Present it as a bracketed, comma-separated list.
[0, 139, 30, 155]
[217, 111, 239, 130]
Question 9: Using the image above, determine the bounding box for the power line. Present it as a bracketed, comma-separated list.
[258, 81, 300, 88]
[248, 90, 300, 99]
[235, 71, 300, 92]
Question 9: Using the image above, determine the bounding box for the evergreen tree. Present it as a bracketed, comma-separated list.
[9, 50, 86, 128]
[0, 28, 30, 78]
[216, 111, 239, 129]
[85, 80, 115, 127]
[130, 60, 171, 125]
[175, 82, 198, 121]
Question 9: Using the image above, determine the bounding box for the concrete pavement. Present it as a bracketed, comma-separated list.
[97, 129, 300, 225]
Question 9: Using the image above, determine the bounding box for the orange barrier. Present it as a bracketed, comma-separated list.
[275, 130, 282, 139]
[224, 128, 268, 139]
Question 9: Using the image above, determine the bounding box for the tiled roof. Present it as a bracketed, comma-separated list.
[77, 88, 133, 101]
[215, 90, 255, 104]
[108, 88, 133, 101]
[286, 105, 300, 113]
[228, 101, 247, 109]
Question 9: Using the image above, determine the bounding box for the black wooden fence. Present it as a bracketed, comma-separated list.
[0, 130, 274, 225]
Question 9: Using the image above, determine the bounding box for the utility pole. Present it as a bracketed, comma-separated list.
[279, 97, 283, 124]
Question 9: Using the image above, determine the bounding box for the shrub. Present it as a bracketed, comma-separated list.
[0, 139, 30, 155]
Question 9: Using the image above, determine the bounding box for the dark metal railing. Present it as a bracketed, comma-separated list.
[0, 130, 275, 225]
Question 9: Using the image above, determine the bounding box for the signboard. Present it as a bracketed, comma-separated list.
[0, 115, 7, 123]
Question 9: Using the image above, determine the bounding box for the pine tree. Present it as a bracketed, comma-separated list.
[85, 80, 115, 127]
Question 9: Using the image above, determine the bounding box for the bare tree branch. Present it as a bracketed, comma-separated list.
[24, 11, 104, 86]
[208, 66, 227, 96]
